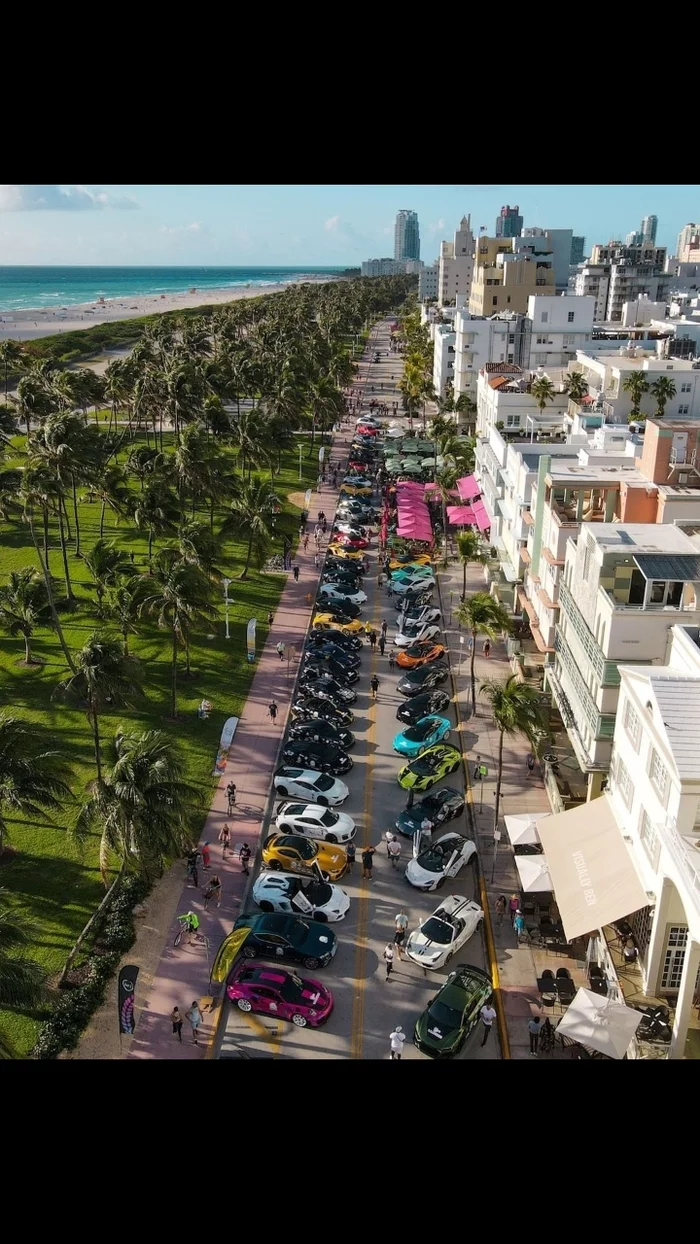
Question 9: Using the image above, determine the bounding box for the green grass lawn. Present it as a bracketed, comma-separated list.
[0, 430, 320, 1056]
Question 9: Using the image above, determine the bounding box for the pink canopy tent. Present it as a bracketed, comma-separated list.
[457, 474, 481, 501]
[396, 481, 434, 545]
[471, 499, 491, 534]
[447, 504, 477, 526]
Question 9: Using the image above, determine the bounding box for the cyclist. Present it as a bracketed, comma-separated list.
[177, 911, 200, 945]
[185, 849, 199, 888]
[203, 875, 222, 910]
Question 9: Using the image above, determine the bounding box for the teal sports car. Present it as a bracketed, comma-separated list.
[392, 715, 452, 758]
[391, 565, 434, 584]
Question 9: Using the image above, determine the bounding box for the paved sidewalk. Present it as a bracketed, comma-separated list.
[127, 432, 355, 1059]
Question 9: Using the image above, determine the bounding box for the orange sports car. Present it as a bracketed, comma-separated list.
[396, 642, 447, 670]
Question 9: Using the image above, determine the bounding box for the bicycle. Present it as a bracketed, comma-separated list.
[174, 915, 200, 947]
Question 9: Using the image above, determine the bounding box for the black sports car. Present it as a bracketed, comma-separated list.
[301, 658, 359, 686]
[281, 740, 353, 775]
[291, 697, 354, 728]
[395, 787, 465, 837]
[396, 690, 451, 724]
[288, 718, 355, 749]
[316, 597, 361, 619]
[322, 569, 364, 589]
[298, 676, 357, 705]
[325, 557, 366, 577]
[306, 639, 361, 668]
[308, 627, 363, 652]
[396, 588, 434, 609]
[233, 912, 337, 970]
[398, 663, 449, 696]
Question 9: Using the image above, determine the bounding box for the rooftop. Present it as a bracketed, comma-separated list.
[546, 463, 644, 485]
[619, 668, 700, 779]
[582, 523, 698, 554]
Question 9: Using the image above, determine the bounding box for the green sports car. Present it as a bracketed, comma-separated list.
[397, 743, 462, 791]
[414, 964, 493, 1058]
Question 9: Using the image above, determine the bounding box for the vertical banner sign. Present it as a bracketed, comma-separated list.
[318, 447, 325, 466]
[118, 965, 139, 1035]
[304, 489, 312, 509]
[246, 617, 257, 664]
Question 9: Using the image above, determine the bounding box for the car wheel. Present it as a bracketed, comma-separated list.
[236, 998, 252, 1012]
[325, 833, 338, 844]
[321, 871, 331, 882]
[303, 956, 320, 970]
[314, 911, 328, 923]
[450, 762, 460, 773]
[436, 876, 445, 890]
[279, 823, 292, 833]
[242, 946, 257, 959]
[292, 1013, 308, 1027]
[259, 901, 274, 912]
[316, 796, 329, 806]
[268, 860, 282, 871]
[277, 786, 288, 796]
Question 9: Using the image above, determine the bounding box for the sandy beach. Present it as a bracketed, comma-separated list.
[0, 279, 329, 341]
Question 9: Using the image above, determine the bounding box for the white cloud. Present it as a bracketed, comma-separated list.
[0, 184, 139, 212]
[159, 221, 204, 235]
[324, 215, 341, 232]
[429, 218, 446, 232]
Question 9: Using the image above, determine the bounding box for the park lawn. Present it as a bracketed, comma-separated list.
[0, 432, 319, 1057]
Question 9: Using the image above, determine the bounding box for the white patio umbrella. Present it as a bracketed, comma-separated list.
[504, 812, 549, 847]
[515, 853, 553, 892]
[556, 987, 643, 1059]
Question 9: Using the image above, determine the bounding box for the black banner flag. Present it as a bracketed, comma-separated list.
[118, 964, 139, 1035]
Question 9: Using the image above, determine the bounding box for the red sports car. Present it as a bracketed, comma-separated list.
[333, 533, 369, 549]
[226, 963, 333, 1028]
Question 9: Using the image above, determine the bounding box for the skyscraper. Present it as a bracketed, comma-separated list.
[495, 205, 523, 238]
[394, 210, 420, 262]
[570, 236, 586, 265]
[641, 214, 658, 244]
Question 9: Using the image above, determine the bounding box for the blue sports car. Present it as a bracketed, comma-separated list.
[391, 565, 434, 584]
[392, 715, 452, 758]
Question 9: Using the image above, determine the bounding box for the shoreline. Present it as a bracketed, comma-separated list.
[0, 276, 338, 341]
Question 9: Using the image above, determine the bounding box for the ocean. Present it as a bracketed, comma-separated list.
[0, 266, 345, 313]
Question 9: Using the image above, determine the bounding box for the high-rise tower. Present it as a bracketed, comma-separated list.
[495, 204, 523, 238]
[394, 210, 420, 262]
[641, 214, 658, 245]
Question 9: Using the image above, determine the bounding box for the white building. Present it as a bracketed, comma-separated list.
[573, 347, 700, 422]
[547, 524, 700, 799]
[475, 364, 570, 442]
[575, 263, 611, 322]
[526, 294, 595, 369]
[677, 223, 700, 265]
[432, 323, 456, 398]
[438, 216, 475, 308]
[621, 297, 667, 327]
[361, 258, 406, 277]
[453, 311, 528, 400]
[418, 263, 439, 301]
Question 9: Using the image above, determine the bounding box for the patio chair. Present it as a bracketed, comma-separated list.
[538, 970, 557, 1009]
[556, 973, 575, 1007]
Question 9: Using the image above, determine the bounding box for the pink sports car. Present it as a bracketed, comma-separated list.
[226, 963, 334, 1028]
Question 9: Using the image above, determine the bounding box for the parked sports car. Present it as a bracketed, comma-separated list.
[395, 787, 465, 837]
[274, 802, 356, 844]
[291, 697, 354, 728]
[339, 480, 372, 497]
[281, 739, 353, 775]
[391, 576, 436, 596]
[395, 588, 434, 609]
[298, 674, 357, 704]
[322, 569, 364, 590]
[301, 657, 359, 686]
[391, 565, 434, 583]
[394, 623, 441, 648]
[313, 613, 364, 634]
[327, 545, 366, 562]
[396, 605, 441, 627]
[388, 553, 432, 570]
[232, 912, 338, 970]
[405, 896, 483, 970]
[331, 533, 369, 551]
[397, 663, 449, 696]
[317, 584, 367, 606]
[226, 963, 333, 1028]
[261, 832, 347, 881]
[308, 626, 363, 651]
[397, 743, 462, 791]
[396, 642, 446, 670]
[413, 964, 493, 1058]
[333, 522, 367, 539]
[252, 871, 349, 921]
[405, 831, 476, 891]
[272, 767, 349, 805]
[305, 640, 361, 670]
[392, 715, 452, 758]
[288, 717, 355, 750]
[396, 690, 451, 724]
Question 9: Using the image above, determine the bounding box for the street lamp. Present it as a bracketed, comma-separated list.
[222, 577, 231, 640]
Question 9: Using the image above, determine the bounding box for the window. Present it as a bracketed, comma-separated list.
[492, 296, 498, 306]
[536, 353, 547, 365]
[506, 415, 520, 427]
[508, 333, 515, 344]
[624, 700, 641, 750]
[661, 926, 688, 990]
[681, 383, 691, 393]
[536, 335, 548, 344]
[639, 810, 660, 867]
[678, 404, 690, 415]
[507, 354, 514, 363]
[616, 757, 634, 809]
[649, 749, 669, 806]
[568, 310, 575, 322]
[563, 334, 575, 346]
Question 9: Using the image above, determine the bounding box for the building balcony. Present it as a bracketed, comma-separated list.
[537, 587, 560, 611]
[523, 510, 535, 527]
[656, 816, 700, 922]
[541, 546, 565, 567]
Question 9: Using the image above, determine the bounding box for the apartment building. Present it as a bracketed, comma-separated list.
[469, 235, 555, 317]
[522, 227, 573, 291]
[574, 263, 611, 322]
[475, 364, 570, 442]
[418, 262, 439, 301]
[572, 347, 700, 422]
[526, 294, 594, 368]
[432, 322, 456, 398]
[452, 311, 528, 400]
[438, 216, 475, 308]
[677, 223, 700, 265]
[546, 524, 700, 800]
[575, 241, 671, 322]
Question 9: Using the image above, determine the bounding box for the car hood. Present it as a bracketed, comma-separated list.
[406, 859, 441, 885]
[406, 932, 446, 965]
[395, 809, 432, 834]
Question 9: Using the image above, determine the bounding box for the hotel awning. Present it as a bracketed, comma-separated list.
[536, 796, 648, 943]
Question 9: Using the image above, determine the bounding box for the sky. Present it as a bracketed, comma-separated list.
[0, 184, 698, 267]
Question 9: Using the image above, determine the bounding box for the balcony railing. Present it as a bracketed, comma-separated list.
[657, 817, 700, 918]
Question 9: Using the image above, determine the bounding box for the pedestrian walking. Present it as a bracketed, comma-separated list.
[318, 511, 325, 523]
[381, 620, 388, 639]
[292, 565, 300, 582]
[361, 844, 375, 879]
[239, 843, 252, 875]
[388, 649, 396, 671]
[467, 635, 473, 655]
[508, 893, 520, 925]
[268, 700, 278, 723]
[394, 909, 408, 959]
[388, 836, 402, 868]
[526, 752, 535, 778]
[514, 910, 526, 939]
[303, 534, 309, 552]
[384, 829, 395, 858]
[528, 1015, 542, 1055]
[314, 552, 320, 568]
[226, 781, 237, 813]
[322, 519, 327, 535]
[480, 999, 497, 1047]
[383, 943, 395, 981]
[483, 639, 491, 658]
[203, 874, 222, 909]
[346, 842, 356, 871]
[369, 629, 377, 650]
[219, 823, 231, 858]
[276, 641, 285, 661]
[389, 1025, 405, 1060]
[378, 634, 386, 656]
[171, 1006, 184, 1043]
[495, 895, 507, 927]
[370, 674, 379, 700]
[185, 1000, 203, 1046]
[473, 755, 481, 781]
[267, 610, 274, 628]
[201, 841, 211, 871]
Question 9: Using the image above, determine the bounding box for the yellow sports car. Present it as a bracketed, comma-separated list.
[388, 554, 432, 572]
[261, 833, 347, 881]
[328, 544, 365, 561]
[313, 613, 365, 634]
[340, 480, 373, 497]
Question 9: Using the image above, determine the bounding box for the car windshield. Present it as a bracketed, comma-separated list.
[286, 837, 316, 860]
[417, 848, 448, 873]
[314, 774, 335, 792]
[410, 756, 438, 775]
[288, 920, 310, 946]
[421, 918, 453, 944]
[429, 1001, 462, 1029]
[304, 881, 332, 905]
[320, 810, 338, 827]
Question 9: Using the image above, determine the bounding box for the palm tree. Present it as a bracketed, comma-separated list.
[82, 539, 135, 615]
[125, 445, 167, 493]
[221, 476, 279, 579]
[480, 675, 547, 832]
[650, 376, 676, 419]
[456, 530, 488, 600]
[138, 549, 216, 718]
[177, 519, 222, 579]
[530, 375, 556, 415]
[19, 459, 77, 673]
[0, 890, 45, 1016]
[54, 633, 144, 781]
[457, 593, 512, 715]
[131, 483, 180, 564]
[622, 370, 649, 419]
[14, 372, 53, 439]
[433, 465, 459, 556]
[564, 370, 589, 402]
[0, 714, 73, 851]
[0, 340, 24, 401]
[106, 580, 142, 656]
[0, 567, 52, 664]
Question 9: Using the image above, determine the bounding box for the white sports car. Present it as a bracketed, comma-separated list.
[394, 623, 441, 648]
[273, 767, 349, 806]
[397, 605, 441, 626]
[333, 522, 367, 538]
[405, 832, 477, 892]
[274, 802, 356, 844]
[317, 584, 368, 606]
[405, 895, 483, 969]
[391, 576, 436, 596]
[252, 872, 350, 922]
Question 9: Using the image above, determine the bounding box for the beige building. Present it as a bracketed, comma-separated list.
[438, 216, 475, 308]
[469, 235, 555, 317]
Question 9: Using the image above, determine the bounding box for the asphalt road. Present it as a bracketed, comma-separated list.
[221, 322, 497, 1061]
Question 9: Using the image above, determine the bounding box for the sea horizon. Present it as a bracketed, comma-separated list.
[0, 265, 346, 313]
